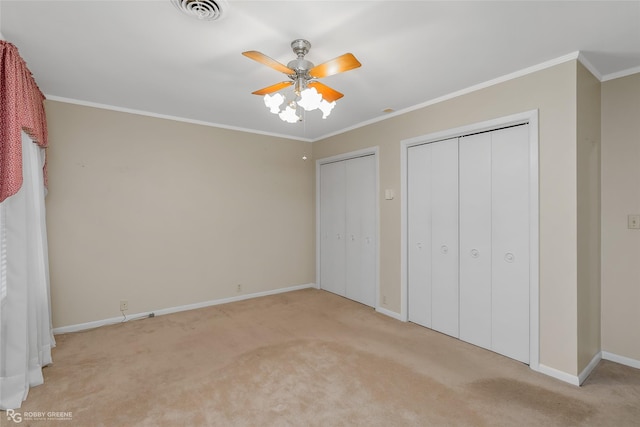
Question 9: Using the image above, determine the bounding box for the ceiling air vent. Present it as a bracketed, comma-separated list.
[171, 0, 228, 21]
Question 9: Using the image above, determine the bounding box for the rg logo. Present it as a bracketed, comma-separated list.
[6, 409, 22, 423]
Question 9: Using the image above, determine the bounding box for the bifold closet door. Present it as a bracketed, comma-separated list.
[407, 139, 459, 337]
[430, 141, 459, 337]
[407, 143, 433, 328]
[459, 133, 493, 349]
[459, 125, 530, 364]
[319, 155, 376, 307]
[345, 155, 376, 307]
[491, 125, 530, 363]
[319, 161, 346, 297]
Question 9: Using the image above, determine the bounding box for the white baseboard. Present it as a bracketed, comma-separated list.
[537, 364, 581, 386]
[602, 351, 640, 370]
[578, 352, 602, 385]
[375, 306, 404, 321]
[53, 283, 316, 334]
[537, 350, 640, 386]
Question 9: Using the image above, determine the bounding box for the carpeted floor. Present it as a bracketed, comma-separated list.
[11, 289, 640, 426]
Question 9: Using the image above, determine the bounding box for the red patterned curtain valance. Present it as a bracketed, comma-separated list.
[0, 41, 48, 203]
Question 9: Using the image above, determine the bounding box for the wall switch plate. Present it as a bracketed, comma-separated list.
[628, 215, 640, 230]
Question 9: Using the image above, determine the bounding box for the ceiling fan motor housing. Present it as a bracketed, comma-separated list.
[287, 39, 314, 82]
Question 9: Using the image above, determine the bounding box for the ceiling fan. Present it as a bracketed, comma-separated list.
[242, 39, 362, 122]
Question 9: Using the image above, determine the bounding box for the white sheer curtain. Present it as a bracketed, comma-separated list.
[0, 131, 55, 410]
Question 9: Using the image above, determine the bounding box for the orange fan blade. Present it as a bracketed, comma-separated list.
[309, 53, 361, 78]
[307, 82, 344, 102]
[251, 81, 293, 96]
[242, 51, 294, 75]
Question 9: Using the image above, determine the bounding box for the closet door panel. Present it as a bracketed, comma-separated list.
[430, 139, 459, 337]
[491, 125, 530, 363]
[459, 133, 492, 349]
[346, 155, 376, 307]
[319, 161, 346, 296]
[407, 144, 432, 327]
[359, 155, 377, 308]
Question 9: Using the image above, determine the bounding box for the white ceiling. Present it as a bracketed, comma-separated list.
[1, 1, 639, 141]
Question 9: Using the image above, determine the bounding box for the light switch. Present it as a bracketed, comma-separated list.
[384, 189, 394, 200]
[628, 214, 640, 229]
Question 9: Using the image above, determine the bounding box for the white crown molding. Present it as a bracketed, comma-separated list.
[577, 52, 603, 81]
[576, 52, 640, 82]
[47, 51, 639, 143]
[44, 95, 313, 143]
[318, 52, 582, 141]
[47, 52, 585, 144]
[601, 65, 640, 82]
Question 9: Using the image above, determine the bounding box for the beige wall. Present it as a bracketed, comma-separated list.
[45, 101, 316, 328]
[314, 61, 581, 375]
[44, 61, 639, 377]
[601, 73, 640, 362]
[576, 62, 602, 371]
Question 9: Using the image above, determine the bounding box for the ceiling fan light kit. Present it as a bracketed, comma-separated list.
[243, 39, 361, 123]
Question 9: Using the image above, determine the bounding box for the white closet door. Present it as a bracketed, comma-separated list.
[430, 140, 459, 337]
[459, 132, 493, 349]
[345, 155, 376, 307]
[491, 125, 530, 363]
[407, 144, 433, 328]
[320, 161, 346, 296]
[407, 138, 458, 333]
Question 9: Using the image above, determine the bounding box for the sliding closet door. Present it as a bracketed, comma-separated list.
[459, 133, 492, 349]
[407, 144, 433, 328]
[491, 125, 530, 363]
[319, 161, 346, 296]
[345, 155, 376, 307]
[407, 138, 458, 336]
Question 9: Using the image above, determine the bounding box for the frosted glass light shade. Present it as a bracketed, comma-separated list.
[262, 86, 336, 121]
[279, 105, 300, 123]
[264, 93, 285, 114]
[297, 87, 322, 111]
[318, 99, 336, 119]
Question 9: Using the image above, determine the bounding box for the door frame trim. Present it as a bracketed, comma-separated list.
[400, 110, 539, 371]
[316, 147, 380, 308]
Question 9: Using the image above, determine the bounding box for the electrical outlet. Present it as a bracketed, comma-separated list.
[236, 284, 242, 293]
[382, 295, 387, 305]
[120, 300, 128, 311]
[628, 214, 640, 230]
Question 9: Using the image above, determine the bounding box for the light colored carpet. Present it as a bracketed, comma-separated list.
[12, 289, 640, 426]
